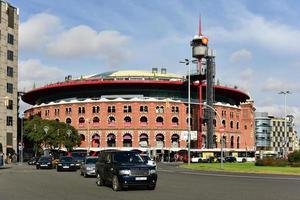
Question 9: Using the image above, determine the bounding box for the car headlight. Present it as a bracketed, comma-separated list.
[70, 164, 75, 166]
[119, 169, 131, 175]
[86, 167, 94, 170]
[149, 169, 156, 174]
[58, 164, 62, 166]
[47, 163, 51, 165]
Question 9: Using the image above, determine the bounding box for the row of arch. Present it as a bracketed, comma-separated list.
[202, 135, 240, 149]
[66, 116, 180, 125]
[80, 133, 180, 148]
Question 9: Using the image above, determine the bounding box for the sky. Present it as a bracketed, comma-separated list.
[10, 0, 300, 132]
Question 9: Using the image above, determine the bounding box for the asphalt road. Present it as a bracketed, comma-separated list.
[1, 163, 300, 200]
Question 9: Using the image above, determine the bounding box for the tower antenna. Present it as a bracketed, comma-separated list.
[198, 15, 202, 36]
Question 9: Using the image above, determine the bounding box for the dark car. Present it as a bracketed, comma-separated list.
[28, 157, 38, 165]
[71, 151, 87, 169]
[57, 156, 77, 172]
[225, 156, 237, 163]
[95, 150, 157, 191]
[36, 156, 53, 169]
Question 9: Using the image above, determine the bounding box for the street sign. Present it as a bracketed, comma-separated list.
[180, 131, 197, 140]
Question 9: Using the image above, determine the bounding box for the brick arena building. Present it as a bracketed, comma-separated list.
[22, 69, 255, 157]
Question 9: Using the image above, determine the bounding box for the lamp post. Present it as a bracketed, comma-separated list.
[43, 126, 49, 156]
[279, 91, 291, 159]
[180, 59, 194, 165]
[19, 114, 24, 165]
[86, 118, 91, 155]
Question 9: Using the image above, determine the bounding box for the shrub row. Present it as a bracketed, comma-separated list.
[255, 158, 289, 167]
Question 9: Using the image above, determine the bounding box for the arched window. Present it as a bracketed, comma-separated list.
[230, 136, 234, 148]
[213, 135, 217, 148]
[79, 117, 85, 125]
[222, 136, 227, 148]
[107, 134, 116, 147]
[140, 116, 148, 124]
[186, 118, 193, 127]
[222, 120, 226, 128]
[139, 133, 148, 147]
[92, 133, 100, 147]
[237, 136, 240, 149]
[213, 119, 216, 127]
[202, 135, 206, 148]
[55, 118, 59, 122]
[123, 133, 132, 147]
[236, 122, 239, 130]
[93, 116, 100, 123]
[156, 134, 164, 148]
[156, 116, 164, 125]
[172, 117, 179, 125]
[171, 134, 180, 148]
[155, 106, 164, 113]
[230, 121, 233, 129]
[124, 116, 132, 124]
[66, 118, 72, 124]
[108, 116, 116, 125]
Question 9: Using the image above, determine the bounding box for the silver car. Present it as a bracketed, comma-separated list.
[80, 156, 98, 177]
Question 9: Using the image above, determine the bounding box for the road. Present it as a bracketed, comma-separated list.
[0, 163, 300, 200]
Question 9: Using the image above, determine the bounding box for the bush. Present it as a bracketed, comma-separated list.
[288, 150, 300, 163]
[290, 162, 300, 167]
[255, 158, 288, 167]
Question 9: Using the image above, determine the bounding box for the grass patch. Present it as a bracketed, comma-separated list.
[182, 162, 300, 175]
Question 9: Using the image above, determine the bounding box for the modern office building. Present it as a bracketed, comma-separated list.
[255, 112, 272, 149]
[270, 115, 299, 157]
[0, 1, 19, 156]
[22, 69, 255, 156]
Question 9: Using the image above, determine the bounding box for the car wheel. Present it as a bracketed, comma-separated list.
[36, 166, 39, 169]
[84, 172, 87, 178]
[148, 184, 156, 190]
[57, 168, 60, 172]
[80, 171, 83, 176]
[112, 175, 121, 191]
[96, 172, 104, 186]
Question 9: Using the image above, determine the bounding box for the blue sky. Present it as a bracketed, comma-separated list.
[10, 0, 300, 128]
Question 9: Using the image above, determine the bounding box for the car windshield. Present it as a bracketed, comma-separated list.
[60, 157, 73, 162]
[141, 155, 150, 162]
[85, 158, 97, 164]
[113, 152, 144, 164]
[38, 157, 51, 162]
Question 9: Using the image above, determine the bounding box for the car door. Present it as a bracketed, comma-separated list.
[103, 153, 113, 182]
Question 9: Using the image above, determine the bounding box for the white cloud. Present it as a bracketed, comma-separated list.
[256, 104, 300, 128]
[261, 78, 300, 92]
[229, 49, 252, 63]
[207, 11, 300, 54]
[46, 25, 132, 66]
[232, 68, 254, 93]
[18, 59, 65, 91]
[20, 13, 61, 50]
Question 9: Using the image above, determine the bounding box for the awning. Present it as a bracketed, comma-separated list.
[123, 134, 132, 140]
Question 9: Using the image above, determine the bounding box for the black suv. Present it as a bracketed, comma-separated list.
[95, 150, 157, 191]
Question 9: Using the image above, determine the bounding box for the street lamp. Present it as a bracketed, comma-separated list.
[43, 126, 49, 156]
[180, 59, 195, 165]
[19, 113, 24, 165]
[279, 91, 291, 159]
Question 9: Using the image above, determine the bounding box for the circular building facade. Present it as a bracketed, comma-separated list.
[22, 70, 255, 156]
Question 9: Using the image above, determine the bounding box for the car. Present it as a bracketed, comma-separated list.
[140, 154, 156, 168]
[225, 156, 237, 163]
[28, 157, 38, 165]
[95, 150, 157, 191]
[80, 156, 98, 177]
[71, 151, 87, 169]
[56, 156, 77, 172]
[36, 156, 53, 169]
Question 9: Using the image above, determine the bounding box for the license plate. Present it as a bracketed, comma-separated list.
[63, 166, 69, 168]
[41, 164, 47, 167]
[135, 177, 147, 181]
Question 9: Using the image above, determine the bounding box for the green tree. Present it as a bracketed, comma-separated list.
[24, 115, 81, 154]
